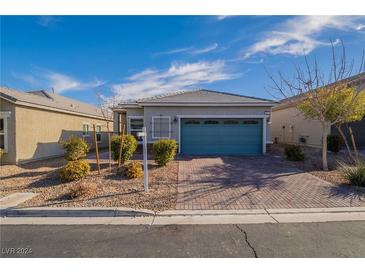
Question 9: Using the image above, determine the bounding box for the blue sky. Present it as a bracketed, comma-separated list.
[1, 16, 365, 105]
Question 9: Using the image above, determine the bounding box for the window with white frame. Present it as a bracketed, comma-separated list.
[152, 116, 171, 139]
[0, 112, 10, 153]
[96, 125, 102, 143]
[129, 117, 144, 141]
[82, 123, 90, 137]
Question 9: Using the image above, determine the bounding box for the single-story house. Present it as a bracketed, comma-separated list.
[271, 72, 365, 148]
[112, 89, 276, 155]
[0, 87, 113, 164]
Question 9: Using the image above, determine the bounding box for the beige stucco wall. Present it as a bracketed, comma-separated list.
[271, 106, 331, 147]
[124, 106, 272, 145]
[12, 104, 111, 163]
[0, 98, 16, 164]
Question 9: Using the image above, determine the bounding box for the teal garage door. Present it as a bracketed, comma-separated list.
[181, 118, 263, 155]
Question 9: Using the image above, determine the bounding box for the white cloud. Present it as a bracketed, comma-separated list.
[111, 60, 239, 100]
[244, 16, 365, 59]
[15, 68, 104, 93]
[216, 16, 235, 21]
[154, 47, 192, 56]
[156, 43, 219, 56]
[192, 43, 219, 54]
[37, 16, 60, 27]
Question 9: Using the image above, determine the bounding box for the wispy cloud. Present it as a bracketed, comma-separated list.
[156, 43, 219, 56]
[191, 43, 219, 54]
[37, 16, 61, 27]
[111, 60, 239, 100]
[216, 16, 235, 21]
[14, 68, 104, 93]
[243, 16, 365, 59]
[154, 47, 193, 56]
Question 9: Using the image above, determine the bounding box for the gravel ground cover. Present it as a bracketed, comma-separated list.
[270, 144, 364, 186]
[0, 152, 178, 211]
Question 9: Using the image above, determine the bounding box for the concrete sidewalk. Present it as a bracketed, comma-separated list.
[1, 206, 365, 225]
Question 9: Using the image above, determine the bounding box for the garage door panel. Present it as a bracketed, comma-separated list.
[181, 118, 263, 155]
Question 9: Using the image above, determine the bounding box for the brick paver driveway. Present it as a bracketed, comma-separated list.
[176, 156, 365, 210]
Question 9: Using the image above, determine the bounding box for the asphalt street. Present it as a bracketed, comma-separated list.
[1, 221, 364, 257]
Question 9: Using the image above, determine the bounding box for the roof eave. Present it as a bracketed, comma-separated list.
[1, 94, 112, 121]
[139, 102, 277, 107]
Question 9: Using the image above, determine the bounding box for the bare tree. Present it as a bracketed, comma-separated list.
[95, 92, 115, 172]
[267, 41, 365, 170]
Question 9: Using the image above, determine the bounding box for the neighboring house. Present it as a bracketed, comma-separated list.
[271, 72, 365, 148]
[0, 87, 113, 164]
[112, 89, 276, 155]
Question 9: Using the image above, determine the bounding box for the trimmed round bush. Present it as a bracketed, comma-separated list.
[60, 159, 90, 182]
[327, 135, 343, 153]
[152, 139, 177, 166]
[341, 162, 365, 187]
[60, 135, 89, 161]
[284, 144, 305, 161]
[125, 161, 143, 179]
[111, 134, 138, 163]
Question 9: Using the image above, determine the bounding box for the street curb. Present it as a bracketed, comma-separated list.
[1, 206, 365, 225]
[0, 206, 155, 218]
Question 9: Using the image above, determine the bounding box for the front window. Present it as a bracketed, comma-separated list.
[129, 117, 144, 141]
[204, 120, 219, 125]
[0, 118, 5, 151]
[152, 116, 171, 139]
[82, 124, 90, 136]
[0, 112, 10, 153]
[96, 125, 102, 143]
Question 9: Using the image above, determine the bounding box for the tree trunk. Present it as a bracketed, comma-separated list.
[106, 122, 112, 172]
[348, 126, 360, 163]
[93, 124, 101, 175]
[336, 125, 356, 163]
[322, 124, 329, 171]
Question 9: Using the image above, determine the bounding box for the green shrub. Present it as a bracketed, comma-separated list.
[341, 162, 365, 187]
[0, 148, 4, 158]
[124, 161, 143, 179]
[327, 135, 343, 153]
[284, 144, 305, 161]
[152, 139, 178, 166]
[111, 134, 138, 162]
[60, 159, 90, 182]
[69, 181, 97, 199]
[60, 135, 89, 161]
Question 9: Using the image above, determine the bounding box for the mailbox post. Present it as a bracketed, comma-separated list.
[138, 127, 148, 192]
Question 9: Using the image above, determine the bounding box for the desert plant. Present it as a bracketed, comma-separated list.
[111, 134, 137, 162]
[60, 159, 91, 182]
[327, 135, 343, 153]
[69, 181, 97, 199]
[284, 144, 305, 161]
[60, 135, 89, 161]
[124, 161, 143, 179]
[152, 139, 178, 166]
[0, 148, 4, 158]
[341, 162, 365, 187]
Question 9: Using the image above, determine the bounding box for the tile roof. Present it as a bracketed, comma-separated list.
[118, 89, 276, 106]
[0, 87, 111, 119]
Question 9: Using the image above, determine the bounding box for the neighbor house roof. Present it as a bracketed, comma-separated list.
[114, 89, 276, 109]
[273, 72, 365, 111]
[0, 87, 112, 120]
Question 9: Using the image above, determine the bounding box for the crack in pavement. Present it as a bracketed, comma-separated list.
[234, 224, 258, 258]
